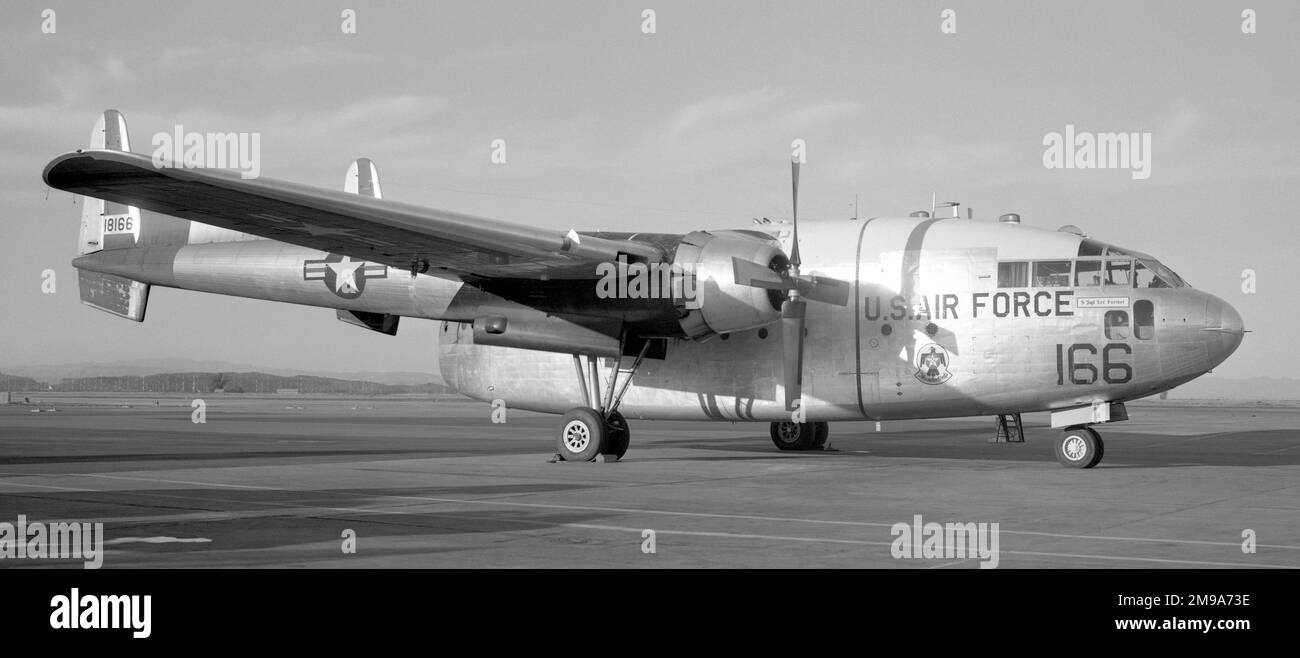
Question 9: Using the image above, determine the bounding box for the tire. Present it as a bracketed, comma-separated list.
[770, 421, 815, 451]
[811, 422, 829, 450]
[557, 407, 607, 462]
[604, 410, 630, 459]
[1055, 427, 1103, 469]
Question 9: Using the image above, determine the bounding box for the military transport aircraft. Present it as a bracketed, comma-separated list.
[43, 110, 1245, 468]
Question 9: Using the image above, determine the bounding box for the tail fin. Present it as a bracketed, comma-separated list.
[75, 110, 150, 321]
[78, 109, 141, 254]
[344, 157, 382, 198]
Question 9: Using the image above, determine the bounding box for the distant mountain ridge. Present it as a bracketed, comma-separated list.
[0, 370, 449, 395]
[1162, 375, 1300, 401]
[2, 358, 442, 386]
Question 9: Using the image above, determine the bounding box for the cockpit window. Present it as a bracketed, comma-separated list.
[1078, 239, 1187, 288]
[994, 255, 1183, 289]
[1105, 259, 1132, 287]
[1133, 259, 1186, 288]
[1075, 260, 1102, 286]
[1033, 261, 1072, 287]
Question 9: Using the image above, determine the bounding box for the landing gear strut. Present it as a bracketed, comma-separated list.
[555, 341, 649, 462]
[1055, 426, 1104, 468]
[770, 421, 829, 451]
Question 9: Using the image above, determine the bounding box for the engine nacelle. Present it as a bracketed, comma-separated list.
[674, 230, 785, 338]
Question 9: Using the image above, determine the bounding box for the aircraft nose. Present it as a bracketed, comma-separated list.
[1204, 295, 1245, 368]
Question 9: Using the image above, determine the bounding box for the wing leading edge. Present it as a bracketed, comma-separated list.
[43, 149, 663, 281]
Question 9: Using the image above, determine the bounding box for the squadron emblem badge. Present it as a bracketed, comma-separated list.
[915, 344, 953, 385]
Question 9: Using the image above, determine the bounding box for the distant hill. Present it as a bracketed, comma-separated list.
[41, 372, 448, 395]
[1164, 376, 1300, 401]
[2, 358, 442, 386]
[1, 368, 450, 395]
[0, 372, 45, 391]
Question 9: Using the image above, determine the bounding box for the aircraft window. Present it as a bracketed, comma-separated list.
[1033, 261, 1072, 287]
[1075, 260, 1103, 286]
[1104, 310, 1129, 340]
[1134, 300, 1155, 340]
[1105, 259, 1132, 287]
[997, 261, 1028, 287]
[1150, 259, 1187, 287]
[1134, 260, 1171, 288]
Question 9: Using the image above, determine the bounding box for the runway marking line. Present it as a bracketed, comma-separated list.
[5, 472, 1300, 551]
[2, 473, 1298, 566]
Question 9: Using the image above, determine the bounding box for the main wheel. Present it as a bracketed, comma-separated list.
[604, 410, 630, 459]
[557, 407, 607, 462]
[811, 422, 829, 450]
[1055, 427, 1103, 469]
[770, 421, 815, 451]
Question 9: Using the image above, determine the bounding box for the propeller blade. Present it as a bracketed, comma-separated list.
[795, 274, 852, 306]
[734, 256, 852, 306]
[790, 159, 801, 269]
[781, 299, 806, 411]
[732, 257, 788, 289]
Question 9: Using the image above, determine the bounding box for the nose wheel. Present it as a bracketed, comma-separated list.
[1056, 427, 1104, 468]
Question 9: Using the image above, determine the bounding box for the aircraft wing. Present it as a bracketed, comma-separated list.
[43, 149, 664, 281]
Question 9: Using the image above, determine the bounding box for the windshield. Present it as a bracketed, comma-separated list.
[1077, 240, 1188, 288]
[1133, 258, 1187, 288]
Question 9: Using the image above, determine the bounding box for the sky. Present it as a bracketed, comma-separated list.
[1, 0, 1296, 380]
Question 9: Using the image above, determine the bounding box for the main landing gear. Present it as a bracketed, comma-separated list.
[554, 342, 648, 462]
[1055, 426, 1104, 469]
[769, 421, 829, 451]
[557, 407, 630, 462]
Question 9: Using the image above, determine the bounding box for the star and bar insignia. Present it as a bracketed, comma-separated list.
[303, 255, 388, 299]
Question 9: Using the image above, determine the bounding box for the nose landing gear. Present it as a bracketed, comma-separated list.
[1055, 426, 1104, 468]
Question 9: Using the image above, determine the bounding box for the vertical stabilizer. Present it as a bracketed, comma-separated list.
[78, 109, 141, 253]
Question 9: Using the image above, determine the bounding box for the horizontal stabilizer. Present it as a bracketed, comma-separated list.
[336, 309, 399, 335]
[78, 270, 149, 321]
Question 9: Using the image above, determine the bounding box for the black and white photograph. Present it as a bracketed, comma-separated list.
[1, 0, 1296, 643]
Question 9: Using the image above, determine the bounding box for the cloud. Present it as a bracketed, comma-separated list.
[152, 38, 383, 76]
[640, 89, 862, 174]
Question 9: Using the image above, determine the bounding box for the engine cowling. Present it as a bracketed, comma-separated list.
[673, 230, 786, 338]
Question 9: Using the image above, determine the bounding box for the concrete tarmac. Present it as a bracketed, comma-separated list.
[1, 394, 1297, 568]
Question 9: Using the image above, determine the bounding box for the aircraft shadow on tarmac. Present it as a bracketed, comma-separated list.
[5, 485, 613, 560]
[671, 428, 1300, 468]
[0, 449, 443, 466]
